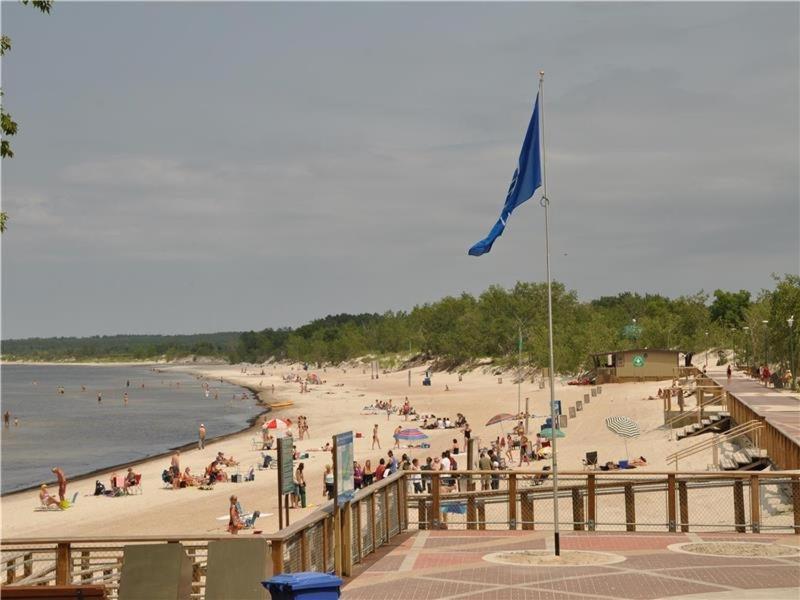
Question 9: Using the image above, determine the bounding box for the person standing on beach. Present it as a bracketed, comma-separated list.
[171, 451, 181, 490]
[123, 392, 128, 405]
[198, 424, 206, 450]
[294, 463, 306, 508]
[393, 426, 402, 449]
[3, 411, 9, 427]
[97, 392, 102, 403]
[372, 424, 381, 449]
[51, 467, 67, 503]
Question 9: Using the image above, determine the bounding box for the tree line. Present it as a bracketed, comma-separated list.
[3, 275, 797, 375]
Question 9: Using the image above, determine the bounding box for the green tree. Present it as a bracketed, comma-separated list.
[710, 289, 751, 327]
[1, 0, 53, 232]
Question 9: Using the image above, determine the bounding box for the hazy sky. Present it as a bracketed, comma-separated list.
[1, 2, 798, 339]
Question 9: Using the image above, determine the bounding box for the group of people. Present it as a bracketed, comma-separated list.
[39, 467, 69, 509]
[164, 450, 241, 489]
[296, 416, 310, 439]
[3, 410, 20, 427]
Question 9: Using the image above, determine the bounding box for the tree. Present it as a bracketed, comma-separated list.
[1, 0, 53, 232]
[710, 289, 752, 327]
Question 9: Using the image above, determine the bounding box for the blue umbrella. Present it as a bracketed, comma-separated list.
[539, 428, 565, 439]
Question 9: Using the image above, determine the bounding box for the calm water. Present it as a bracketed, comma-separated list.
[0, 365, 264, 494]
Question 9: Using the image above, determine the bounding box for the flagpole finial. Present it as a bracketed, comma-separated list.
[539, 70, 545, 78]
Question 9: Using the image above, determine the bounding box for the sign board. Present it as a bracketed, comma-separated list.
[568, 406, 576, 419]
[584, 393, 590, 404]
[597, 386, 603, 394]
[551, 399, 562, 416]
[333, 431, 354, 503]
[633, 355, 645, 367]
[278, 437, 294, 495]
[576, 400, 583, 411]
[591, 388, 597, 397]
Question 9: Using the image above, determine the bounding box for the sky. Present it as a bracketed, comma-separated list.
[1, 1, 798, 339]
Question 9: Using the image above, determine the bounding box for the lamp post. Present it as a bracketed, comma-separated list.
[788, 315, 796, 391]
[704, 331, 709, 368]
[743, 326, 751, 370]
[762, 319, 769, 387]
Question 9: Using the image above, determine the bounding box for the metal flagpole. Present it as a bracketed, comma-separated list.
[518, 322, 522, 417]
[538, 70, 561, 556]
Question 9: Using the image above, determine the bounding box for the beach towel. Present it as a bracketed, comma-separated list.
[441, 502, 467, 515]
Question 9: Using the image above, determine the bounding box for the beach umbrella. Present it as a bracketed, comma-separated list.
[264, 418, 290, 430]
[485, 413, 516, 427]
[538, 427, 565, 439]
[605, 416, 640, 459]
[396, 428, 428, 441]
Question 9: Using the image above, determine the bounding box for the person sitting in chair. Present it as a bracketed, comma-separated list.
[39, 484, 62, 509]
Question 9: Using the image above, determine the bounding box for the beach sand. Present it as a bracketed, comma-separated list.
[0, 362, 721, 539]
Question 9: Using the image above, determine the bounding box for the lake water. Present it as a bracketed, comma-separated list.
[0, 364, 264, 494]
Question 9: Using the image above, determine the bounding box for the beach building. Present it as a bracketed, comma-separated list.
[591, 348, 684, 383]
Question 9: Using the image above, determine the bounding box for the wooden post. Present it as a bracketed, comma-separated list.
[624, 484, 635, 532]
[431, 474, 441, 529]
[300, 529, 310, 571]
[418, 498, 428, 530]
[508, 473, 517, 530]
[572, 488, 585, 531]
[667, 474, 677, 533]
[188, 547, 201, 597]
[467, 495, 477, 530]
[23, 553, 32, 579]
[478, 500, 486, 530]
[587, 474, 596, 532]
[271, 540, 284, 575]
[396, 480, 405, 531]
[678, 481, 689, 532]
[791, 476, 800, 535]
[750, 474, 761, 533]
[733, 479, 746, 533]
[6, 558, 15, 584]
[342, 502, 353, 577]
[55, 542, 71, 586]
[520, 491, 534, 530]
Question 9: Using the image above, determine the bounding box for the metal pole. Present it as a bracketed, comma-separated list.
[518, 323, 522, 417]
[539, 70, 560, 556]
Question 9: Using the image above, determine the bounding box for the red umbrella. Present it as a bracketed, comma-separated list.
[264, 418, 290, 430]
[485, 413, 516, 427]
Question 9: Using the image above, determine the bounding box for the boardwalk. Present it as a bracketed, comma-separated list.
[343, 530, 800, 599]
[710, 373, 800, 449]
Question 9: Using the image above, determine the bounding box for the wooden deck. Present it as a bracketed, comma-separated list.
[709, 372, 800, 469]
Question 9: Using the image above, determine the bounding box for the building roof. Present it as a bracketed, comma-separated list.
[589, 348, 686, 357]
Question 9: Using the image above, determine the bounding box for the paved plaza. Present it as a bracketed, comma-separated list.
[342, 530, 800, 599]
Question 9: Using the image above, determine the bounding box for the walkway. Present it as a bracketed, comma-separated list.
[342, 530, 800, 599]
[709, 372, 800, 451]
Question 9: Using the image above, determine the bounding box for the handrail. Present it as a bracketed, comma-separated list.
[667, 420, 764, 468]
[664, 393, 726, 427]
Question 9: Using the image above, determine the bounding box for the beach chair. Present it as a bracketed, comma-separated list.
[582, 451, 599, 470]
[129, 474, 143, 495]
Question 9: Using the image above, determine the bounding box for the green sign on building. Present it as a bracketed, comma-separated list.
[632, 355, 645, 367]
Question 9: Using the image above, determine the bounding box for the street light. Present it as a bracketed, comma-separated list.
[788, 315, 796, 391]
[743, 326, 751, 370]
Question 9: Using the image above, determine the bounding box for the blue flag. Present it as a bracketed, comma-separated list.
[468, 93, 542, 256]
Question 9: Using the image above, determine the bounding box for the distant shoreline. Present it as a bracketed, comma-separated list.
[1, 360, 230, 367]
[0, 366, 272, 498]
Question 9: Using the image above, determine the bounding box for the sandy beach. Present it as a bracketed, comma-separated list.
[1, 361, 720, 539]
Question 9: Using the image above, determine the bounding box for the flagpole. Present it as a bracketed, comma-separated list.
[538, 70, 560, 556]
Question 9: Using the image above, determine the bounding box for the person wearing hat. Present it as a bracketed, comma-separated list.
[198, 423, 206, 450]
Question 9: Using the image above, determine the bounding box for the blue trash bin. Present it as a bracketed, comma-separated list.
[263, 572, 343, 600]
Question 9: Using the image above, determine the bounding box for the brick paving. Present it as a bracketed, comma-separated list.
[342, 531, 800, 599]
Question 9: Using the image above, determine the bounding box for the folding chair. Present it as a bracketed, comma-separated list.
[582, 451, 599, 470]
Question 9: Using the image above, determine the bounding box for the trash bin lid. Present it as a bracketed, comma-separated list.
[265, 572, 343, 591]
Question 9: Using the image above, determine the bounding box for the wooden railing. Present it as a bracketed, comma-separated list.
[0, 473, 407, 597]
[404, 470, 800, 535]
[3, 470, 797, 597]
[666, 420, 763, 469]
